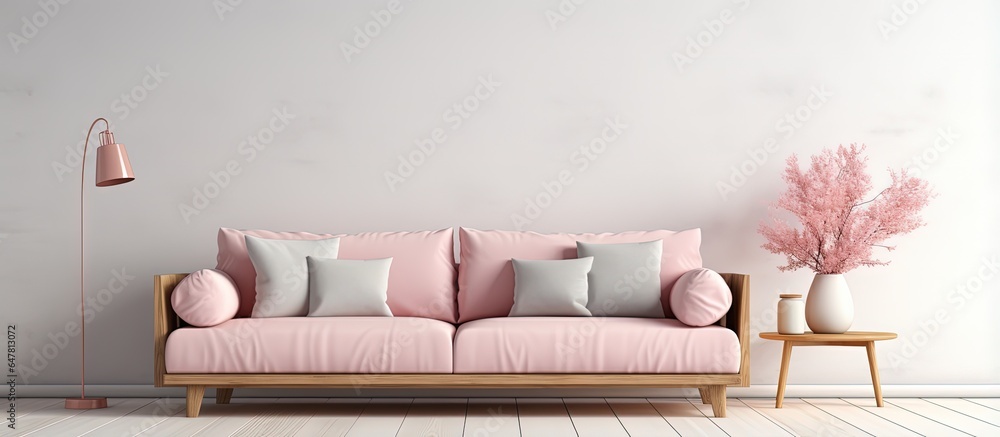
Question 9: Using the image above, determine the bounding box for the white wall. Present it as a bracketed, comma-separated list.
[1, 0, 997, 392]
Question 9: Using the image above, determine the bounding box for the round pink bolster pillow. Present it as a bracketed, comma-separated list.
[171, 269, 240, 327]
[670, 268, 732, 327]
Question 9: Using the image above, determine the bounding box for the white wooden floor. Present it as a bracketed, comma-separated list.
[9, 397, 999, 436]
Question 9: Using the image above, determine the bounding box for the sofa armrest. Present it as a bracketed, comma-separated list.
[154, 273, 190, 387]
[718, 273, 750, 387]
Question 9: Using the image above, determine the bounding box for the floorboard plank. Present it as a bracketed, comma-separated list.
[803, 398, 921, 436]
[343, 398, 412, 437]
[9, 398, 96, 435]
[137, 407, 219, 436]
[292, 399, 370, 437]
[923, 398, 1000, 426]
[274, 398, 335, 403]
[516, 398, 577, 437]
[12, 397, 128, 436]
[10, 398, 63, 417]
[81, 397, 185, 436]
[966, 398, 1000, 411]
[395, 398, 467, 437]
[227, 397, 358, 437]
[224, 404, 326, 436]
[194, 400, 303, 437]
[463, 398, 520, 437]
[842, 398, 971, 437]
[739, 398, 871, 437]
[887, 398, 1000, 436]
[605, 398, 679, 437]
[647, 398, 727, 437]
[563, 398, 628, 437]
[17, 398, 153, 437]
[689, 398, 795, 437]
[742, 398, 870, 437]
[138, 398, 278, 437]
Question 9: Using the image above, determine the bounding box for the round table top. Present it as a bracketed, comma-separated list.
[759, 331, 897, 342]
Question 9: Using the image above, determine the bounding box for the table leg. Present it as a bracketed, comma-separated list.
[866, 341, 884, 407]
[776, 341, 793, 408]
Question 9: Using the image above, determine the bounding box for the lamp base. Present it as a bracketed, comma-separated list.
[65, 397, 108, 409]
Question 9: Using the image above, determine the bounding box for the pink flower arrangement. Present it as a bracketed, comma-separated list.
[759, 144, 932, 274]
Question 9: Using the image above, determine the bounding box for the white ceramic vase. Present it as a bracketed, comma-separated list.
[805, 274, 854, 334]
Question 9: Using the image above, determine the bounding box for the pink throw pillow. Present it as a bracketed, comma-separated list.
[670, 268, 732, 327]
[171, 269, 240, 327]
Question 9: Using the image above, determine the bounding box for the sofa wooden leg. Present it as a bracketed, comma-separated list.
[186, 385, 206, 418]
[707, 385, 727, 418]
[698, 387, 711, 404]
[216, 388, 233, 405]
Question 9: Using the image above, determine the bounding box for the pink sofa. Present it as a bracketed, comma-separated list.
[154, 228, 749, 417]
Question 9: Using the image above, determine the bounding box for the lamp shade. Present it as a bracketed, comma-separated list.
[95, 142, 134, 187]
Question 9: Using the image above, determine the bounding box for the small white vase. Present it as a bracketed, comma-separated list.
[805, 274, 854, 334]
[777, 294, 806, 335]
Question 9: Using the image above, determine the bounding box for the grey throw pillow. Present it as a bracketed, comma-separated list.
[307, 256, 394, 317]
[577, 240, 664, 318]
[245, 235, 340, 318]
[508, 257, 594, 317]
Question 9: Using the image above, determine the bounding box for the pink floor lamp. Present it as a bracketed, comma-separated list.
[65, 118, 135, 410]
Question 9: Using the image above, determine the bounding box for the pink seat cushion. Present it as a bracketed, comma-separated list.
[165, 317, 455, 373]
[670, 268, 733, 327]
[457, 228, 702, 322]
[216, 228, 457, 322]
[453, 317, 740, 373]
[170, 269, 240, 327]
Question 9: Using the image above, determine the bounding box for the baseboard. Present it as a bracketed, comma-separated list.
[729, 385, 1000, 398]
[16, 384, 1000, 398]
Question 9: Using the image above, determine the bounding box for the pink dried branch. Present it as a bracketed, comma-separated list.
[758, 144, 932, 274]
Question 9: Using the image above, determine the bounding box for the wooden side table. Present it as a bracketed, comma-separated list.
[759, 331, 897, 408]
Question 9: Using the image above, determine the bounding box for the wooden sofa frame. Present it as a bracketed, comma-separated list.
[154, 273, 750, 418]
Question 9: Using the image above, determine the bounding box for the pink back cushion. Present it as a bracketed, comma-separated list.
[217, 228, 457, 322]
[457, 228, 702, 323]
[670, 268, 733, 327]
[171, 269, 240, 327]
